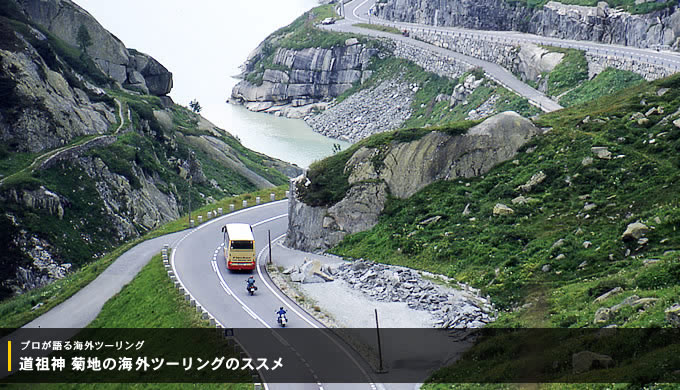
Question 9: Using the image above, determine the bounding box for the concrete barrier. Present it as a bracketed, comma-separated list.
[230, 204, 235, 212]
[270, 193, 275, 201]
[256, 196, 261, 205]
[242, 200, 247, 208]
[198, 216, 203, 224]
[218, 207, 223, 215]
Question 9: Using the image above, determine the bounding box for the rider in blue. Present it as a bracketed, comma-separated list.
[246, 276, 255, 290]
[276, 307, 287, 322]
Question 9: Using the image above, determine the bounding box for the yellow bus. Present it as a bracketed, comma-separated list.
[221, 223, 256, 271]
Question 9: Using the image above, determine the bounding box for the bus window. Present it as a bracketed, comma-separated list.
[231, 240, 254, 250]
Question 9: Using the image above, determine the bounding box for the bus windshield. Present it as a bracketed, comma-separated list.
[231, 240, 254, 250]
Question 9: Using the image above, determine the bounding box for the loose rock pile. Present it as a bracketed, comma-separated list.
[333, 259, 495, 328]
[305, 80, 414, 142]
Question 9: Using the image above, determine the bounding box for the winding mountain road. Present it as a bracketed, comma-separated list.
[171, 200, 392, 390]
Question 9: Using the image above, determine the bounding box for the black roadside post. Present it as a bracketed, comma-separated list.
[268, 230, 272, 265]
[375, 308, 384, 372]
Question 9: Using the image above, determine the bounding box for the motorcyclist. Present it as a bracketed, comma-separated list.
[246, 276, 256, 291]
[276, 307, 287, 322]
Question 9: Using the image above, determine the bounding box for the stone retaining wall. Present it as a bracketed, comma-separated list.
[393, 40, 473, 79]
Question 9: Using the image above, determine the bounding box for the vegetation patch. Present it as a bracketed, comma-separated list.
[353, 23, 402, 35]
[545, 47, 588, 97]
[559, 67, 645, 107]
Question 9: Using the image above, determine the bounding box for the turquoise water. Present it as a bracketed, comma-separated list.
[223, 104, 351, 169]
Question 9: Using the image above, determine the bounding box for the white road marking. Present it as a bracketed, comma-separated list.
[256, 234, 319, 329]
[242, 305, 258, 320]
[252, 214, 287, 227]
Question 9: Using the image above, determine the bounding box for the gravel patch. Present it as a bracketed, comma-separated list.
[300, 279, 435, 328]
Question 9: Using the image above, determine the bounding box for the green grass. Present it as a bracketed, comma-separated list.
[354, 23, 402, 35]
[4, 254, 253, 389]
[545, 47, 589, 97]
[559, 67, 645, 107]
[0, 150, 37, 177]
[88, 254, 213, 328]
[325, 72, 680, 324]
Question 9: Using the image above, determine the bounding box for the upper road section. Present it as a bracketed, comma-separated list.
[332, 0, 564, 112]
[347, 0, 680, 73]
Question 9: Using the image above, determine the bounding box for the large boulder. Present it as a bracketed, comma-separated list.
[286, 112, 541, 252]
[572, 351, 614, 374]
[621, 222, 649, 241]
[130, 51, 173, 96]
[665, 304, 680, 327]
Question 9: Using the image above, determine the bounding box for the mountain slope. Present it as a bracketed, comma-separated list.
[303, 72, 680, 328]
[0, 0, 300, 299]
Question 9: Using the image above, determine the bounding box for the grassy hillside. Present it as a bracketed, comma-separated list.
[323, 72, 680, 330]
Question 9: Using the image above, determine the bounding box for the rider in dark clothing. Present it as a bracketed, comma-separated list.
[276, 307, 287, 321]
[246, 276, 255, 290]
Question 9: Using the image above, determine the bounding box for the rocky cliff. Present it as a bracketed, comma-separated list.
[231, 41, 379, 118]
[14, 0, 173, 95]
[285, 111, 542, 252]
[377, 0, 680, 50]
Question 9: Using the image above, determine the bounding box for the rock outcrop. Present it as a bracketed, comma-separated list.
[286, 111, 541, 251]
[14, 0, 173, 96]
[377, 0, 680, 50]
[0, 48, 114, 153]
[231, 43, 379, 117]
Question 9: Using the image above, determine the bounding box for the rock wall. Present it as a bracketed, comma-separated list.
[377, 0, 680, 50]
[286, 111, 541, 252]
[15, 0, 173, 95]
[585, 52, 675, 81]
[0, 48, 114, 153]
[230, 41, 379, 117]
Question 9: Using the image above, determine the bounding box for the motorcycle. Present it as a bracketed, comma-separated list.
[246, 283, 257, 296]
[277, 314, 288, 327]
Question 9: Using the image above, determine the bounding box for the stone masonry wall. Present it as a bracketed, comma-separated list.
[393, 40, 473, 79]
